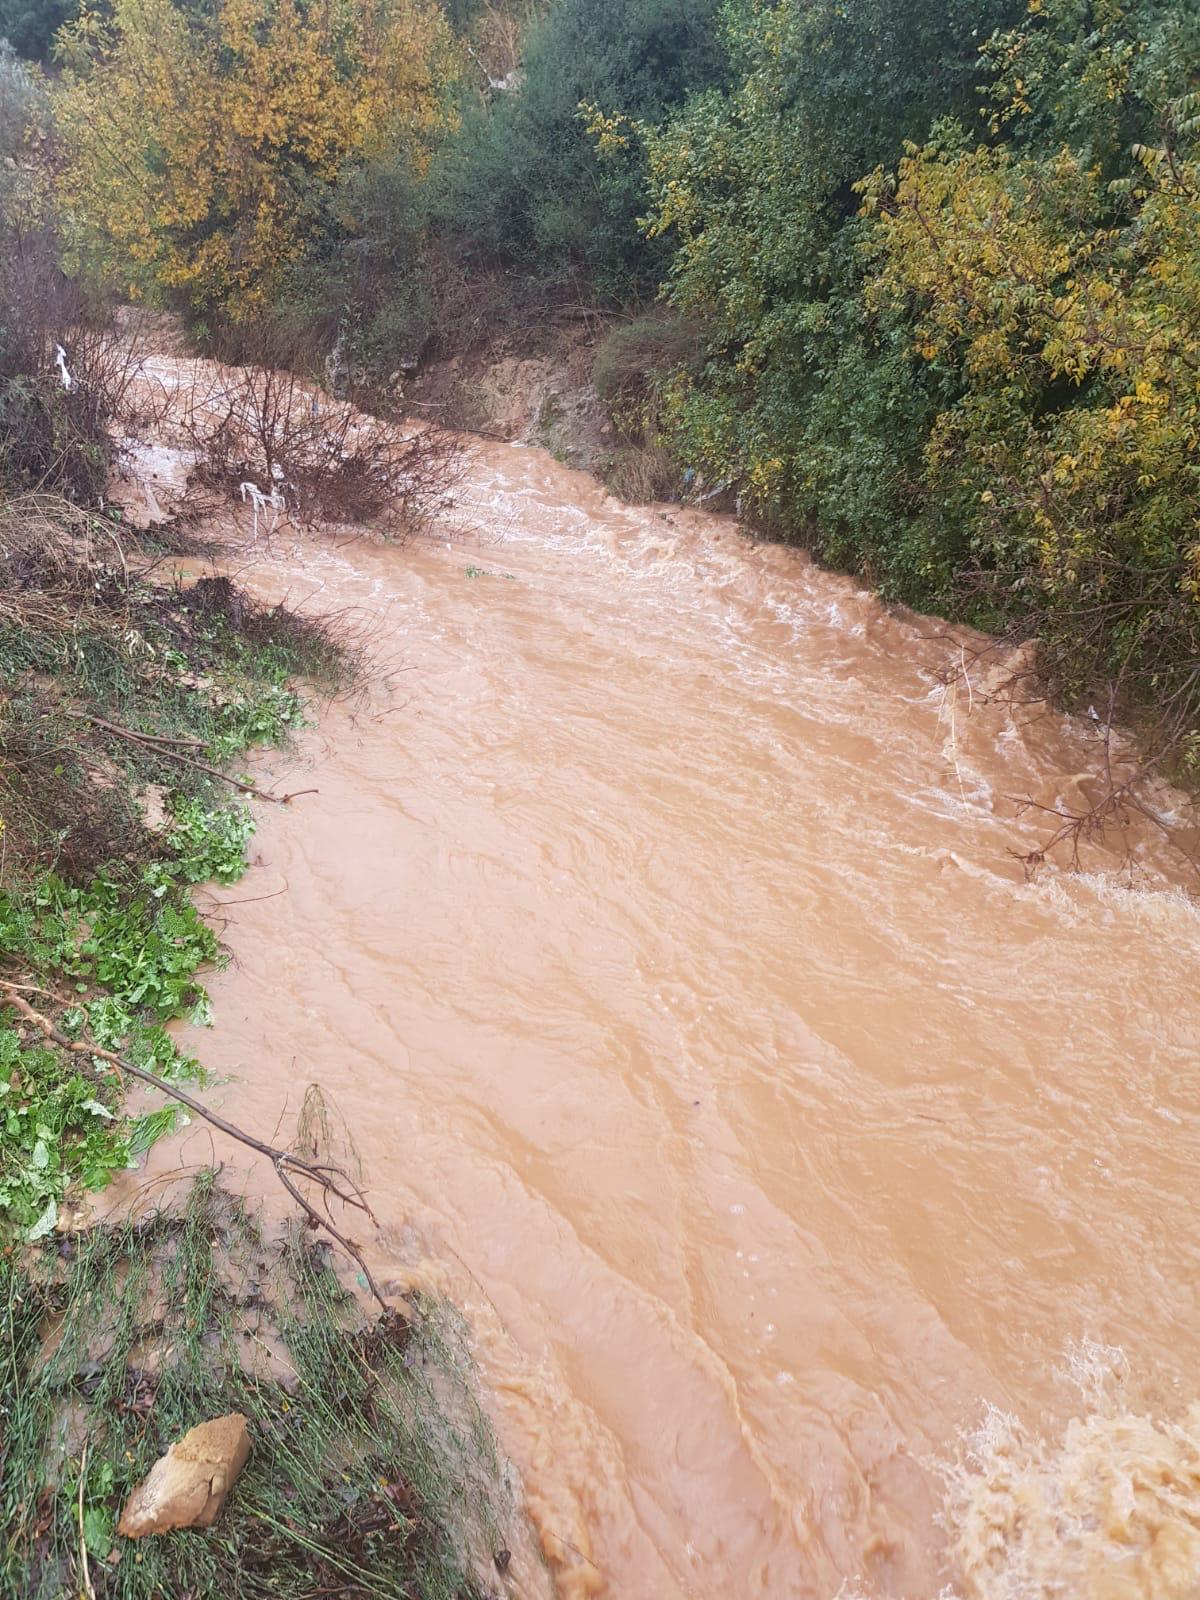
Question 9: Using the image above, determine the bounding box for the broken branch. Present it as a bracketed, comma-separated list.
[0, 981, 388, 1311]
[67, 711, 314, 805]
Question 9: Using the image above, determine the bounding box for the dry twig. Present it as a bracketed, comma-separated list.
[0, 982, 389, 1311]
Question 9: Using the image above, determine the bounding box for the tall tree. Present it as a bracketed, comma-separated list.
[0, 0, 75, 63]
[428, 0, 728, 299]
[54, 0, 461, 315]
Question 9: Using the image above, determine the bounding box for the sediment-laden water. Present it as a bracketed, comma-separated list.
[119, 370, 1200, 1598]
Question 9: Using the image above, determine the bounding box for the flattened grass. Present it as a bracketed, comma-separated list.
[1, 1176, 513, 1600]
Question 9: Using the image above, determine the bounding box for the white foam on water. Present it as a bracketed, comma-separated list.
[1026, 868, 1200, 946]
[938, 1346, 1200, 1600]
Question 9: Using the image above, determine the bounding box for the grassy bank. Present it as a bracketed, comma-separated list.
[0, 493, 353, 1235]
[1, 1174, 512, 1600]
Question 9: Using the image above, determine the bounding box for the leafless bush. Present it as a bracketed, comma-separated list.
[464, 0, 542, 85]
[0, 217, 160, 501]
[932, 622, 1200, 883]
[172, 362, 462, 538]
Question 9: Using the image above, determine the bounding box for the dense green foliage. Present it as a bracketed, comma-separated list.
[268, 0, 727, 379]
[427, 0, 726, 297]
[632, 0, 1200, 756]
[0, 0, 74, 62]
[639, 0, 1027, 589]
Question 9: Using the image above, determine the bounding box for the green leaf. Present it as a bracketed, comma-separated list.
[82, 1505, 113, 1560]
[26, 1199, 57, 1240]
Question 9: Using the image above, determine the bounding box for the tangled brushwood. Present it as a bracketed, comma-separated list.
[0, 1175, 516, 1600]
[167, 359, 463, 537]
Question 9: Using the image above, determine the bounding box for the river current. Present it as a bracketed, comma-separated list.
[120, 369, 1200, 1598]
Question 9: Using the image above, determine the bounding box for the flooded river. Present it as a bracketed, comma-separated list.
[128, 395, 1200, 1598]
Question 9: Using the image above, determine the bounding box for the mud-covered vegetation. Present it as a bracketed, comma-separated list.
[1, 1174, 513, 1599]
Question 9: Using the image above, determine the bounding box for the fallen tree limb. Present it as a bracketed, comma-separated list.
[0, 980, 389, 1311]
[67, 710, 314, 805]
[66, 711, 206, 749]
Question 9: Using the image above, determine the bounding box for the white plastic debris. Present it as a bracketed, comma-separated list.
[239, 479, 285, 539]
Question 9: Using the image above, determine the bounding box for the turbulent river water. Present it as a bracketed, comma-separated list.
[120, 368, 1200, 1599]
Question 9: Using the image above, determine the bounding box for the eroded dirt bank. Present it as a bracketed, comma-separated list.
[118, 391, 1200, 1599]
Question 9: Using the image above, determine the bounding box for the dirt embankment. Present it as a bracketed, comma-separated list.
[404, 327, 613, 473]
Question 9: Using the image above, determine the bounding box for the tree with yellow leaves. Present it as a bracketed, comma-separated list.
[54, 0, 461, 315]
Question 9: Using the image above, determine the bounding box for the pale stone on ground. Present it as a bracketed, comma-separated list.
[117, 1413, 251, 1537]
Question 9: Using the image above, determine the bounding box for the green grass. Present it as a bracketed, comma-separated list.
[0, 505, 358, 1238]
[0, 1176, 512, 1600]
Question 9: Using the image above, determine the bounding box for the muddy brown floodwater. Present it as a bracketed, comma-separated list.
[122, 386, 1200, 1599]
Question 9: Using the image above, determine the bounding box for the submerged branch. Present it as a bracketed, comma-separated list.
[0, 981, 389, 1311]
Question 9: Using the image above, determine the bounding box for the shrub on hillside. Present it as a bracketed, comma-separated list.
[0, 46, 142, 501]
[426, 0, 728, 301]
[591, 309, 701, 410]
[640, 0, 1200, 779]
